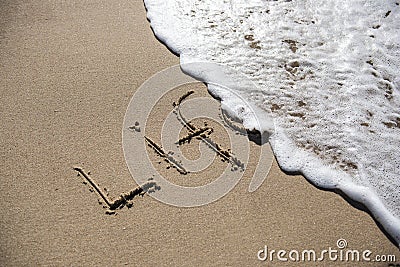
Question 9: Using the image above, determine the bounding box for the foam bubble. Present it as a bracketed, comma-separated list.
[144, 0, 400, 245]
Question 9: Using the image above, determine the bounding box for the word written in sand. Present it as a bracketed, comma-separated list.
[173, 90, 195, 107]
[73, 167, 159, 215]
[176, 127, 213, 145]
[173, 92, 245, 171]
[144, 136, 189, 175]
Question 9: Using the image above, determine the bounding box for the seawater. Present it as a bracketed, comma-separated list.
[144, 0, 400, 245]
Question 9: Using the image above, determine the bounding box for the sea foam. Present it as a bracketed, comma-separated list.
[144, 0, 400, 245]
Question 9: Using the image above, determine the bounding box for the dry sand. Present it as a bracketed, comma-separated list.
[0, 0, 399, 266]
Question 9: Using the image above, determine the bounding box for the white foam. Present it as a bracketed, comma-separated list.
[144, 0, 400, 245]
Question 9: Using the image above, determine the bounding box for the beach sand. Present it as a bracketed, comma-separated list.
[0, 0, 399, 266]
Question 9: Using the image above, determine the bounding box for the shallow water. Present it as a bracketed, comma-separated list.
[144, 0, 400, 244]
